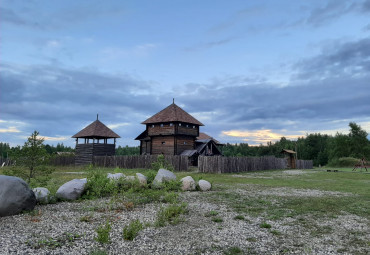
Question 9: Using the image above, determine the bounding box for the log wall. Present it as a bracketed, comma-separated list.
[93, 155, 189, 171]
[198, 156, 313, 173]
[75, 144, 115, 165]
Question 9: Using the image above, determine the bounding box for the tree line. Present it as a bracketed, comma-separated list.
[221, 122, 370, 166]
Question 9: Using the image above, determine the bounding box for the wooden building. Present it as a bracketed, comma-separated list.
[281, 149, 296, 169]
[72, 117, 120, 165]
[135, 102, 204, 156]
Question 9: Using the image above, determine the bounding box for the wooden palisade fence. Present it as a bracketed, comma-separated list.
[198, 156, 313, 173]
[49, 156, 75, 166]
[93, 155, 189, 171]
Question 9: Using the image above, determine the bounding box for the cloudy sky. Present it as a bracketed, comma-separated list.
[1, 0, 370, 147]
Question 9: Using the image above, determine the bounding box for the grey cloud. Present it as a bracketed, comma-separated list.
[361, 0, 370, 12]
[305, 1, 356, 27]
[0, 63, 162, 144]
[295, 37, 370, 79]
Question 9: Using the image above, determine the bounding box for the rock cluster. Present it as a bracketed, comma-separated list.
[0, 169, 211, 216]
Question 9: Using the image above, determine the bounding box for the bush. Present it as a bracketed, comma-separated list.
[327, 157, 360, 167]
[83, 169, 116, 199]
[95, 220, 111, 244]
[151, 155, 174, 172]
[154, 203, 187, 227]
[145, 170, 157, 185]
[122, 219, 143, 241]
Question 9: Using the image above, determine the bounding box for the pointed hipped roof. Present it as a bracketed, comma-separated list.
[72, 120, 120, 138]
[142, 103, 204, 126]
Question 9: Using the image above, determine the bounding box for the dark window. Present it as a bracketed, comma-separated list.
[151, 124, 154, 128]
[170, 123, 173, 126]
[160, 124, 164, 127]
[184, 142, 187, 145]
[186, 124, 189, 127]
[162, 141, 165, 145]
[193, 126, 195, 129]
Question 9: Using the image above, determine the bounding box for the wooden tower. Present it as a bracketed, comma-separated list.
[72, 116, 120, 165]
[135, 101, 204, 155]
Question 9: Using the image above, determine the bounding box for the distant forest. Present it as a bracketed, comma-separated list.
[222, 122, 370, 166]
[1, 122, 369, 167]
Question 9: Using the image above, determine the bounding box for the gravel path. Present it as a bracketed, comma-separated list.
[0, 186, 369, 254]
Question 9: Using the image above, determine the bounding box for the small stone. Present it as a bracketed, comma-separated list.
[152, 168, 177, 187]
[198, 180, 211, 191]
[32, 187, 50, 204]
[180, 176, 196, 191]
[107, 173, 125, 180]
[56, 179, 87, 200]
[136, 173, 147, 185]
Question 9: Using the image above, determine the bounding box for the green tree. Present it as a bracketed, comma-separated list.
[16, 131, 51, 183]
[348, 122, 370, 158]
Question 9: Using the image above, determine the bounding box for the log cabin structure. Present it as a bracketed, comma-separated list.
[72, 116, 120, 165]
[281, 149, 296, 169]
[135, 101, 204, 156]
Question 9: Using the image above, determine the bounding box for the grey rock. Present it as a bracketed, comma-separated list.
[125, 176, 136, 181]
[136, 173, 147, 185]
[153, 168, 177, 187]
[0, 175, 36, 217]
[180, 176, 196, 191]
[107, 173, 125, 180]
[32, 187, 50, 203]
[198, 180, 211, 191]
[56, 179, 87, 200]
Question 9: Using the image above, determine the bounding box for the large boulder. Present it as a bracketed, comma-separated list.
[56, 178, 87, 200]
[180, 176, 196, 191]
[152, 168, 177, 187]
[0, 175, 36, 217]
[107, 173, 125, 180]
[136, 173, 147, 186]
[198, 180, 212, 191]
[33, 187, 50, 204]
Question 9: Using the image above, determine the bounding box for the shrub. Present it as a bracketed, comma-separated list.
[95, 220, 111, 244]
[162, 179, 182, 192]
[122, 219, 143, 241]
[145, 170, 157, 185]
[151, 155, 174, 172]
[327, 157, 361, 167]
[83, 169, 116, 199]
[155, 203, 187, 227]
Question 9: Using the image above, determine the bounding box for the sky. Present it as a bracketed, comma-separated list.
[1, 0, 370, 147]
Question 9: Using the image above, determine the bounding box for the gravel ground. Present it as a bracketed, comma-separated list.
[0, 186, 369, 255]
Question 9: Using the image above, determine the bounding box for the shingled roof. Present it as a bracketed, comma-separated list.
[72, 120, 120, 138]
[196, 132, 222, 145]
[142, 103, 204, 126]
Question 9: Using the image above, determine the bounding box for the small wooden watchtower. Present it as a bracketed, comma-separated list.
[281, 149, 296, 169]
[72, 116, 120, 165]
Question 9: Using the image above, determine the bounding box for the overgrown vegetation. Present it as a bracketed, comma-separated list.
[95, 220, 111, 244]
[154, 203, 188, 227]
[122, 219, 143, 241]
[151, 154, 174, 171]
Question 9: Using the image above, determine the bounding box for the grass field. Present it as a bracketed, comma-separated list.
[1, 166, 369, 254]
